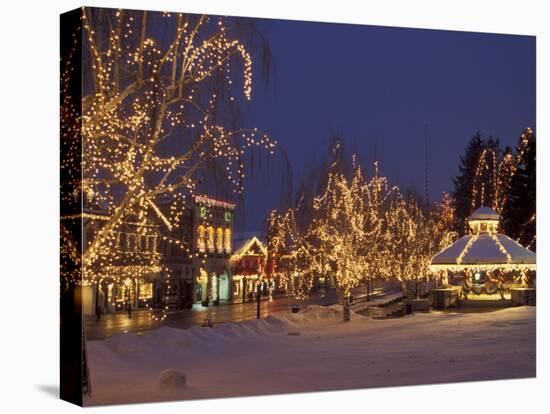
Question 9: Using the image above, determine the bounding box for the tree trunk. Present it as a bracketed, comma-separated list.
[343, 295, 351, 322]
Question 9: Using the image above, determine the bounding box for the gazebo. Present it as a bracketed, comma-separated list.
[429, 207, 536, 306]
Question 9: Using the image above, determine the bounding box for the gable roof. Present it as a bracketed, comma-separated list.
[232, 236, 267, 259]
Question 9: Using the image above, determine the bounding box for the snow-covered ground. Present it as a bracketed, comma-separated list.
[85, 305, 535, 406]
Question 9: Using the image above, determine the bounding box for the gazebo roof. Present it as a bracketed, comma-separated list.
[430, 207, 536, 272]
[431, 233, 536, 268]
[470, 206, 499, 221]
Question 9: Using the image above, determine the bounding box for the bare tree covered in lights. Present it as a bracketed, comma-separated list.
[61, 8, 276, 300]
[266, 208, 315, 300]
[384, 192, 457, 292]
[361, 161, 399, 286]
[265, 140, 346, 302]
[384, 193, 420, 288]
[309, 164, 370, 321]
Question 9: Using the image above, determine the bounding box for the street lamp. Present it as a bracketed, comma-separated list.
[124, 278, 132, 318]
[291, 272, 300, 313]
[256, 279, 261, 319]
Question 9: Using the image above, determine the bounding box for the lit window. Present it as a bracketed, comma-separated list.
[224, 228, 232, 253]
[216, 227, 223, 253]
[138, 280, 153, 299]
[207, 226, 215, 252]
[197, 225, 206, 252]
[127, 233, 137, 252]
[152, 236, 158, 253]
[118, 232, 124, 252]
[140, 235, 146, 252]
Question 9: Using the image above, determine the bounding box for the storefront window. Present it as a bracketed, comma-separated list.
[138, 280, 153, 299]
[207, 226, 215, 252]
[224, 228, 232, 253]
[197, 225, 206, 252]
[216, 227, 224, 253]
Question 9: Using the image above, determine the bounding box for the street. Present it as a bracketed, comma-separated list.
[85, 291, 340, 340]
[84, 285, 396, 340]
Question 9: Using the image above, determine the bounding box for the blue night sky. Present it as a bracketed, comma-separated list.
[233, 18, 536, 233]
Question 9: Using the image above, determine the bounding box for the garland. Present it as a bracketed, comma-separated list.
[462, 271, 506, 299]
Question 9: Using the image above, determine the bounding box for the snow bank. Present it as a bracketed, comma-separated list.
[104, 333, 146, 356]
[281, 304, 364, 324]
[97, 305, 360, 355]
[86, 305, 535, 406]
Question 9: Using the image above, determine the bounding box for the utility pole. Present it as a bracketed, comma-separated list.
[423, 124, 430, 300]
[424, 124, 430, 214]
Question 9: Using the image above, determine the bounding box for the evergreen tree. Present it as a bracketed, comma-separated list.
[497, 146, 515, 213]
[501, 128, 536, 250]
[452, 132, 483, 235]
[470, 135, 501, 210]
[452, 132, 500, 235]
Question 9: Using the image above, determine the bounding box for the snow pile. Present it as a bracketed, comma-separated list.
[104, 333, 146, 356]
[86, 305, 535, 406]
[159, 369, 188, 390]
[99, 305, 359, 356]
[149, 327, 193, 350]
[282, 304, 363, 324]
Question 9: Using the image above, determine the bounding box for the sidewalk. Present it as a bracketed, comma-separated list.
[85, 290, 340, 340]
[84, 285, 401, 340]
[85, 291, 333, 320]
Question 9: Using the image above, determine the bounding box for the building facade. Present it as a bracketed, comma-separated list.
[191, 195, 235, 306]
[76, 194, 238, 314]
[75, 207, 162, 315]
[230, 236, 270, 302]
[156, 202, 194, 310]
